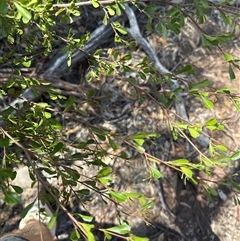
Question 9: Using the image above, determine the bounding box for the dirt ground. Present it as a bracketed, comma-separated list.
[1, 4, 240, 241]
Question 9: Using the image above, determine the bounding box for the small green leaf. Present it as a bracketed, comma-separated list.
[140, 201, 154, 211]
[190, 79, 213, 91]
[116, 26, 127, 35]
[0, 169, 16, 179]
[4, 191, 20, 205]
[134, 138, 145, 146]
[87, 89, 96, 100]
[11, 185, 23, 194]
[230, 151, 240, 161]
[43, 111, 51, 119]
[0, 138, 10, 147]
[64, 96, 76, 112]
[13, 2, 32, 23]
[224, 52, 234, 62]
[72, 187, 88, 195]
[97, 168, 110, 178]
[77, 214, 94, 222]
[55, 7, 65, 16]
[48, 210, 58, 230]
[129, 235, 149, 241]
[188, 127, 200, 138]
[232, 98, 240, 111]
[22, 60, 31, 67]
[206, 118, 217, 126]
[107, 6, 115, 16]
[176, 65, 195, 75]
[81, 223, 95, 241]
[209, 141, 215, 157]
[0, 0, 8, 14]
[109, 191, 127, 202]
[20, 199, 36, 218]
[115, 3, 122, 16]
[70, 229, 80, 241]
[91, 0, 99, 8]
[103, 231, 112, 240]
[52, 142, 63, 154]
[208, 186, 218, 196]
[220, 12, 232, 25]
[215, 144, 227, 152]
[229, 64, 236, 81]
[106, 224, 131, 235]
[108, 138, 118, 150]
[139, 71, 146, 80]
[180, 167, 193, 179]
[200, 95, 214, 109]
[89, 126, 108, 136]
[169, 159, 189, 166]
[150, 166, 162, 179]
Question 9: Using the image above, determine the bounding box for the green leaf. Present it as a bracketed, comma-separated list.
[91, 0, 99, 8]
[76, 189, 90, 195]
[77, 214, 94, 222]
[103, 231, 112, 240]
[20, 199, 36, 218]
[108, 138, 118, 150]
[229, 64, 236, 81]
[0, 137, 10, 147]
[140, 201, 154, 211]
[13, 2, 32, 23]
[97, 167, 111, 177]
[220, 11, 232, 25]
[129, 235, 149, 241]
[208, 186, 218, 196]
[232, 98, 240, 111]
[188, 127, 200, 138]
[70, 229, 80, 241]
[81, 223, 95, 241]
[64, 95, 76, 112]
[215, 144, 227, 152]
[230, 151, 240, 161]
[206, 118, 217, 126]
[55, 7, 65, 16]
[150, 166, 162, 179]
[169, 159, 189, 166]
[180, 167, 193, 179]
[48, 210, 58, 230]
[176, 65, 195, 75]
[109, 191, 127, 202]
[209, 141, 214, 157]
[0, 169, 16, 179]
[107, 6, 115, 16]
[87, 89, 96, 100]
[190, 79, 213, 91]
[200, 95, 214, 109]
[11, 185, 23, 194]
[52, 142, 64, 154]
[139, 71, 146, 80]
[89, 126, 108, 136]
[133, 138, 145, 146]
[116, 26, 127, 35]
[0, 0, 8, 14]
[223, 52, 234, 62]
[106, 224, 131, 235]
[4, 191, 20, 205]
[43, 111, 51, 119]
[22, 59, 31, 67]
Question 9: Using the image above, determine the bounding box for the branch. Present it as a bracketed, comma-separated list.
[124, 4, 209, 147]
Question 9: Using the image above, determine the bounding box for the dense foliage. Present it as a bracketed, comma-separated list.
[0, 0, 240, 240]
